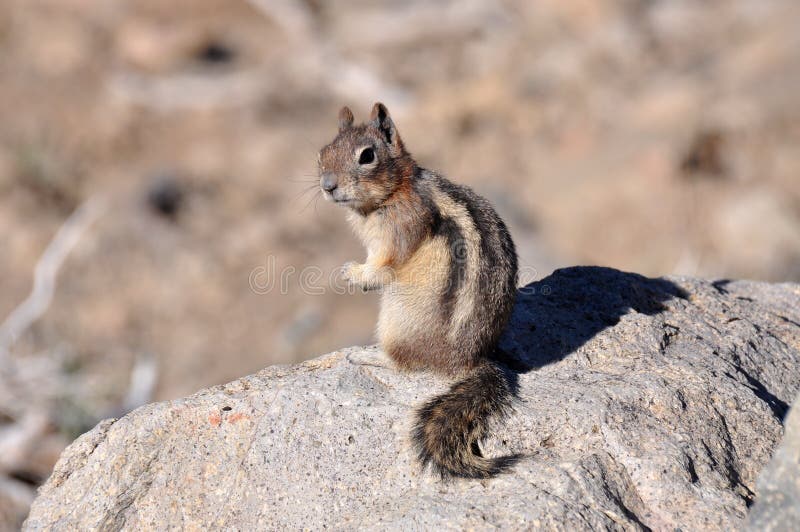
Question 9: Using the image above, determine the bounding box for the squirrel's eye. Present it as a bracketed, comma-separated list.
[358, 147, 375, 165]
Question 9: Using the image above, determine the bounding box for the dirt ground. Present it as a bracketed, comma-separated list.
[0, 0, 799, 527]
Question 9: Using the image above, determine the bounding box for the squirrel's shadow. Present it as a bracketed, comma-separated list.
[494, 266, 689, 391]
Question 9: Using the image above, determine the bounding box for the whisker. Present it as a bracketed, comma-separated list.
[312, 191, 323, 216]
[300, 189, 322, 213]
[284, 175, 319, 184]
[291, 184, 320, 202]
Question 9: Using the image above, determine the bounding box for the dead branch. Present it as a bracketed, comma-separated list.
[0, 196, 106, 362]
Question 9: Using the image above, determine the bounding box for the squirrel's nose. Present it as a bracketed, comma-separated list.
[320, 172, 338, 192]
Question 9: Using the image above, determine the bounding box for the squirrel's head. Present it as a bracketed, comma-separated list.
[318, 102, 412, 214]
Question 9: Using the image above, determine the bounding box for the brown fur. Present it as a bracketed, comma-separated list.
[319, 103, 519, 478]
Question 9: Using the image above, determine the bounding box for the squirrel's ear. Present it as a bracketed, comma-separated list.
[369, 102, 402, 152]
[338, 106, 354, 132]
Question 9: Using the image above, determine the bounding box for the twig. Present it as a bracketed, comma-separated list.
[0, 411, 49, 474]
[120, 352, 158, 414]
[0, 196, 106, 361]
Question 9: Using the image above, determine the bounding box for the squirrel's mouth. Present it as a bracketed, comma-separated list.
[323, 189, 356, 206]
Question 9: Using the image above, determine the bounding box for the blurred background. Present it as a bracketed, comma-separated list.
[0, 0, 799, 527]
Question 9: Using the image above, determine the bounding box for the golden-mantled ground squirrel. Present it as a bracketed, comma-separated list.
[319, 103, 519, 478]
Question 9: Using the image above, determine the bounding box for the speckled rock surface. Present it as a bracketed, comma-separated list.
[23, 267, 800, 530]
[746, 395, 800, 531]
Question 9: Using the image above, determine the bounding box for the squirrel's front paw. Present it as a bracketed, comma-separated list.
[340, 261, 361, 285]
[340, 262, 379, 292]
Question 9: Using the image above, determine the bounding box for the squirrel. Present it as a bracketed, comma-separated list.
[318, 102, 519, 478]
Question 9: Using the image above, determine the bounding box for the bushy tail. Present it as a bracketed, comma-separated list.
[412, 361, 519, 479]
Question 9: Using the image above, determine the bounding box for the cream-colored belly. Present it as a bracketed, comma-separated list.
[376, 238, 449, 348]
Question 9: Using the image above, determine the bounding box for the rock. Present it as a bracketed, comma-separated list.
[746, 395, 800, 530]
[23, 267, 800, 530]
